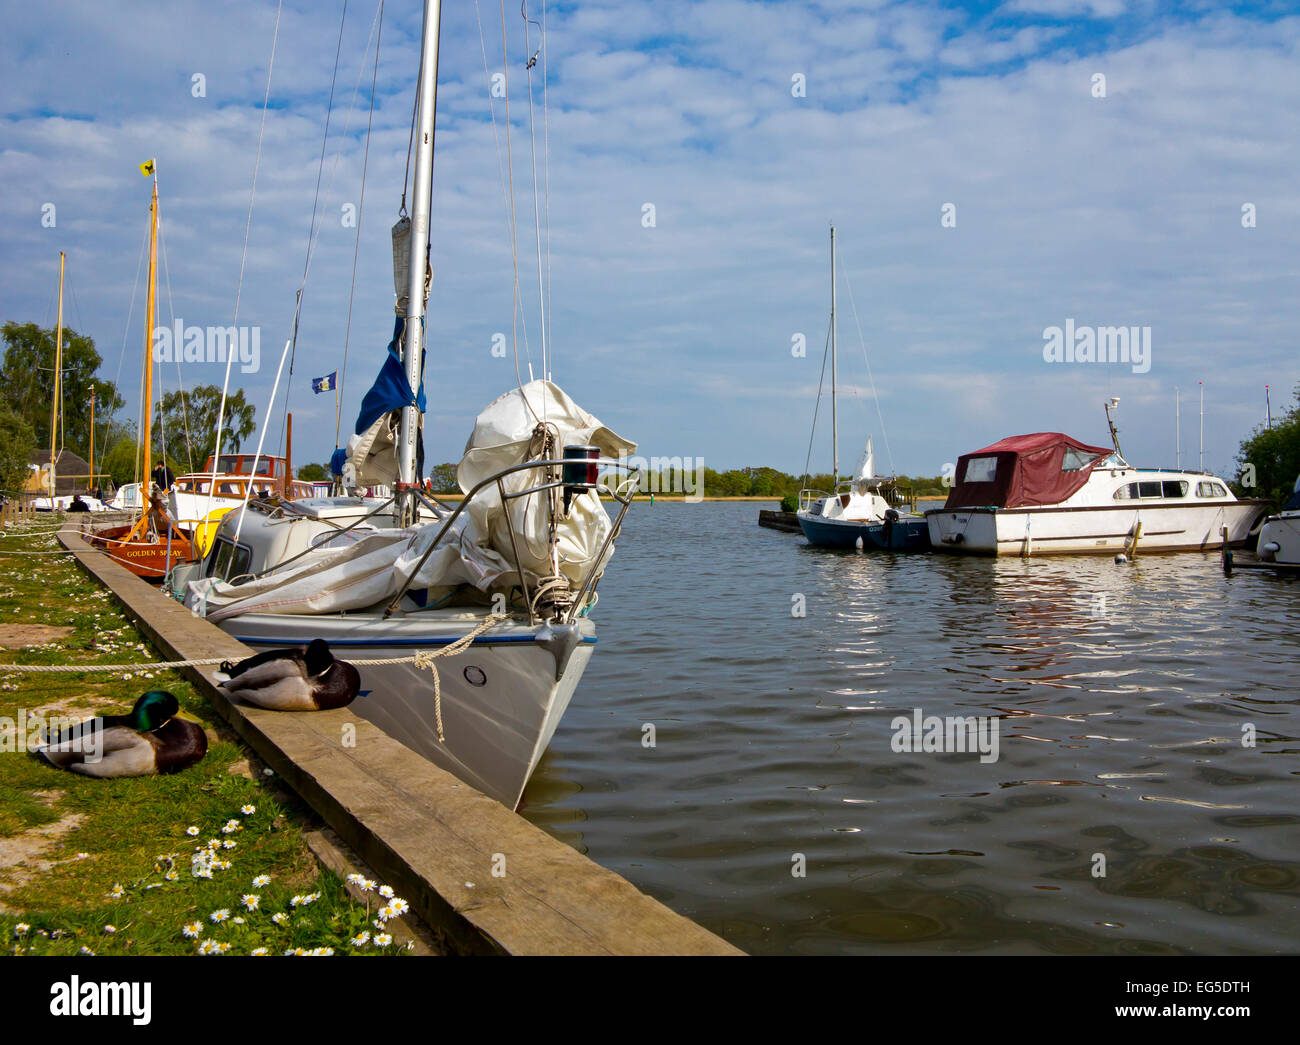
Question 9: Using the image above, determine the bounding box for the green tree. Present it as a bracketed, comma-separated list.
[155, 385, 256, 469]
[0, 321, 124, 462]
[0, 402, 36, 494]
[297, 462, 329, 481]
[1233, 383, 1300, 508]
[428, 462, 459, 492]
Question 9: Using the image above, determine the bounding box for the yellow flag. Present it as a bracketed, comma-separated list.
[139, 158, 155, 177]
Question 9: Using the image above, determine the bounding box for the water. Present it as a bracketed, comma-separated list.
[521, 502, 1300, 955]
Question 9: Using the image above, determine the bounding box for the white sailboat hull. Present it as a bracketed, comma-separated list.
[215, 611, 595, 809]
[926, 501, 1265, 555]
[1257, 513, 1300, 566]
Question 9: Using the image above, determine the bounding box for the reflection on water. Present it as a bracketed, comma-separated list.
[521, 503, 1300, 954]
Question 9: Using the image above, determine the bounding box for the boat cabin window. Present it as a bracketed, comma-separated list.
[1114, 480, 1188, 500]
[964, 456, 998, 483]
[217, 455, 241, 472]
[1197, 481, 1228, 498]
[1061, 449, 1102, 471]
[205, 537, 252, 584]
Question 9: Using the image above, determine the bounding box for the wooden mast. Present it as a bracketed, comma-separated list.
[125, 174, 159, 541]
[49, 251, 65, 498]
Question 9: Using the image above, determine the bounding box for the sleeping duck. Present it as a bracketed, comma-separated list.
[35, 690, 207, 778]
[216, 639, 361, 711]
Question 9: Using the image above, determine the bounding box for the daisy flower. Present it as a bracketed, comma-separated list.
[253, 875, 271, 888]
[346, 873, 366, 888]
[240, 804, 256, 816]
[378, 885, 394, 899]
[79, 946, 95, 955]
[197, 940, 230, 955]
[307, 947, 334, 957]
[221, 820, 241, 834]
[185, 827, 199, 836]
[14, 923, 30, 936]
[373, 933, 392, 947]
[222, 840, 236, 850]
[209, 909, 231, 924]
[250, 947, 269, 956]
[242, 894, 260, 911]
[271, 913, 289, 927]
[388, 898, 409, 917]
[182, 922, 202, 939]
[164, 870, 179, 882]
[103, 925, 116, 934]
[107, 884, 125, 899]
[350, 931, 370, 946]
[284, 947, 306, 956]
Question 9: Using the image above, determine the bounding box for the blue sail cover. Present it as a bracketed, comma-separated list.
[329, 447, 348, 477]
[354, 316, 426, 475]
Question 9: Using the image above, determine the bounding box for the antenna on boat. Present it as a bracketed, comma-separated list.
[1175, 385, 1181, 469]
[396, 0, 442, 528]
[830, 224, 838, 490]
[1198, 381, 1204, 473]
[1265, 384, 1272, 429]
[1105, 397, 1122, 459]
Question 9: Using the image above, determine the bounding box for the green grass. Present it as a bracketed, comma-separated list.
[0, 517, 410, 956]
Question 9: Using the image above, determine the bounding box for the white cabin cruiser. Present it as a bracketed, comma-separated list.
[927, 408, 1268, 556]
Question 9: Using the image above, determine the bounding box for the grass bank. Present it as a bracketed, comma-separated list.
[0, 518, 416, 956]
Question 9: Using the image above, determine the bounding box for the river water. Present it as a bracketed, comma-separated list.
[520, 501, 1300, 955]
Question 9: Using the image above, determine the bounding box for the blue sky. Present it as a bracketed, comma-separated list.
[2, 0, 1297, 480]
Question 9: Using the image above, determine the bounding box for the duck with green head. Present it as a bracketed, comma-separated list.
[35, 690, 208, 777]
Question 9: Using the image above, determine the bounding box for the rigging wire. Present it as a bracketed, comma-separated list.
[800, 321, 833, 490]
[207, 0, 283, 523]
[156, 206, 196, 472]
[277, 0, 384, 458]
[838, 246, 897, 478]
[337, 0, 385, 450]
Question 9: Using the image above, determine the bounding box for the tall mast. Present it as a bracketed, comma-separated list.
[89, 388, 95, 492]
[1175, 385, 1180, 469]
[830, 224, 838, 490]
[396, 0, 442, 527]
[49, 251, 65, 496]
[142, 178, 158, 493]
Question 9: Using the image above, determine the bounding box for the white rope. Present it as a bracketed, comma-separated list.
[0, 612, 509, 747]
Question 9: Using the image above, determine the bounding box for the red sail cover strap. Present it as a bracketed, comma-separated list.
[943, 432, 1114, 510]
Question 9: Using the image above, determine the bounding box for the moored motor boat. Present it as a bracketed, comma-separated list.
[926, 403, 1269, 556]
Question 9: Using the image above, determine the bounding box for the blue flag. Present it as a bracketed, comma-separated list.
[312, 372, 337, 394]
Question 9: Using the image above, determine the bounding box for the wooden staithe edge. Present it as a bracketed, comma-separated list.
[58, 531, 743, 956]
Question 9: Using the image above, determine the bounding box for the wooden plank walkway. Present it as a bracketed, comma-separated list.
[58, 531, 743, 956]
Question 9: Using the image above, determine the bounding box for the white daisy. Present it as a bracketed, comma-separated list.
[182, 922, 202, 939]
[241, 894, 260, 911]
[209, 909, 230, 924]
[250, 947, 269, 956]
[240, 804, 256, 816]
[378, 885, 394, 899]
[350, 931, 370, 946]
[253, 875, 272, 888]
[373, 933, 392, 947]
[185, 826, 199, 836]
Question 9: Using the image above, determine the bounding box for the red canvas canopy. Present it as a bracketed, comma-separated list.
[943, 432, 1114, 510]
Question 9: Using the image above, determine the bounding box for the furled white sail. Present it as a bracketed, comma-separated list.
[186, 380, 634, 619]
[854, 436, 874, 481]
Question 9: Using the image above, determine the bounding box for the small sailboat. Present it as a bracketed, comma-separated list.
[928, 400, 1270, 556]
[87, 163, 194, 580]
[796, 226, 929, 551]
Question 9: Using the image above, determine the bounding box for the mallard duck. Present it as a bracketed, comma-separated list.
[215, 639, 361, 711]
[35, 690, 207, 777]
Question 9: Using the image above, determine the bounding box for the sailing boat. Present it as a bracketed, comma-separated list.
[796, 226, 929, 551]
[179, 0, 639, 809]
[87, 163, 194, 579]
